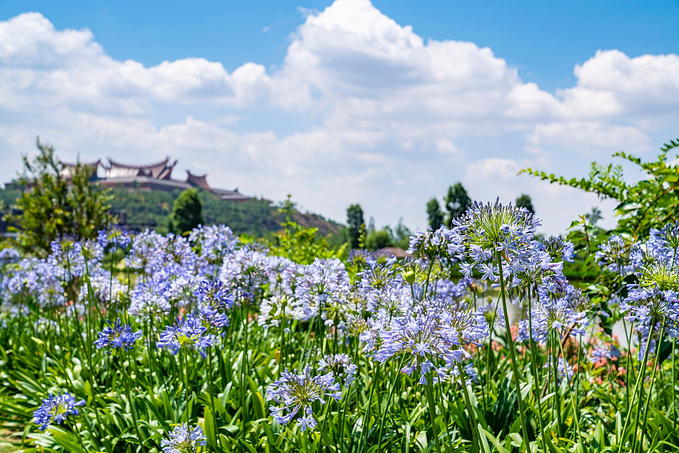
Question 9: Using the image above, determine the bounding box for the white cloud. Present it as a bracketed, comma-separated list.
[0, 2, 677, 235]
[528, 121, 651, 153]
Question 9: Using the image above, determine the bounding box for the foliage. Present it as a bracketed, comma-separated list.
[172, 188, 205, 234]
[444, 182, 471, 225]
[269, 196, 347, 264]
[364, 229, 393, 251]
[4, 139, 112, 254]
[0, 211, 678, 453]
[384, 218, 412, 250]
[515, 193, 534, 214]
[426, 197, 444, 229]
[346, 204, 365, 249]
[521, 138, 679, 240]
[59, 187, 341, 239]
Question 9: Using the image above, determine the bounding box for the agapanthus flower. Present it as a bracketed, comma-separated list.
[447, 362, 478, 386]
[94, 318, 143, 352]
[0, 248, 20, 266]
[194, 280, 232, 332]
[80, 268, 128, 305]
[620, 224, 679, 339]
[194, 280, 234, 310]
[266, 366, 341, 431]
[188, 225, 237, 275]
[49, 237, 86, 278]
[545, 357, 573, 383]
[457, 200, 539, 257]
[375, 305, 487, 384]
[33, 392, 85, 431]
[161, 423, 207, 453]
[407, 227, 466, 262]
[518, 284, 588, 343]
[293, 258, 350, 322]
[596, 235, 634, 274]
[590, 344, 621, 363]
[97, 224, 131, 251]
[318, 354, 358, 387]
[219, 247, 271, 293]
[128, 280, 171, 320]
[157, 314, 215, 358]
[259, 296, 294, 329]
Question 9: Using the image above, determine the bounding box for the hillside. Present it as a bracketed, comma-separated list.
[0, 186, 343, 238]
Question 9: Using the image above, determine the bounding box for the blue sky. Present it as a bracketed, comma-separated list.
[2, 0, 676, 91]
[0, 0, 678, 234]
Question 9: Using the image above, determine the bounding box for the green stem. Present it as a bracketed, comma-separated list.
[377, 357, 406, 453]
[618, 322, 655, 453]
[497, 252, 531, 448]
[456, 362, 478, 453]
[425, 373, 442, 453]
[635, 323, 665, 452]
[673, 339, 677, 433]
[551, 335, 563, 437]
[359, 364, 381, 451]
[207, 347, 220, 449]
[527, 293, 548, 453]
[557, 335, 582, 444]
[121, 351, 143, 445]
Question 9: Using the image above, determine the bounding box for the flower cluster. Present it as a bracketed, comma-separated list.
[33, 392, 85, 431]
[157, 314, 215, 358]
[318, 354, 358, 387]
[94, 319, 143, 352]
[266, 366, 341, 431]
[161, 423, 206, 453]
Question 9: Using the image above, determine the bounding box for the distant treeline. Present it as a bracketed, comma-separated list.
[0, 186, 343, 240]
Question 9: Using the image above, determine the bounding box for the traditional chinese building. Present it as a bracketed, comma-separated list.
[62, 156, 251, 201]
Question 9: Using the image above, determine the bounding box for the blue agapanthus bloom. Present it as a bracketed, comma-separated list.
[157, 314, 215, 358]
[194, 280, 232, 331]
[266, 366, 341, 431]
[161, 423, 207, 453]
[97, 224, 132, 251]
[33, 392, 85, 431]
[318, 353, 358, 387]
[194, 280, 234, 309]
[375, 302, 487, 384]
[94, 319, 143, 352]
[590, 344, 621, 363]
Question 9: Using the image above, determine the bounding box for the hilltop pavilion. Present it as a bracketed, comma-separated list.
[55, 156, 251, 201]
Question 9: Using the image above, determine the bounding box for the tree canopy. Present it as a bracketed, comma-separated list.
[444, 182, 472, 225]
[346, 204, 365, 249]
[426, 197, 444, 229]
[522, 138, 679, 240]
[6, 139, 112, 254]
[172, 188, 204, 234]
[515, 193, 535, 214]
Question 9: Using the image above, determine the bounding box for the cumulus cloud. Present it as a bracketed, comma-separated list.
[0, 1, 677, 235]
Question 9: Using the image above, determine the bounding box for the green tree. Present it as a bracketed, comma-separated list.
[444, 182, 471, 225]
[515, 193, 535, 214]
[172, 188, 204, 234]
[6, 138, 112, 254]
[270, 194, 347, 264]
[426, 197, 444, 229]
[385, 218, 412, 249]
[346, 204, 365, 249]
[365, 229, 393, 251]
[522, 138, 679, 240]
